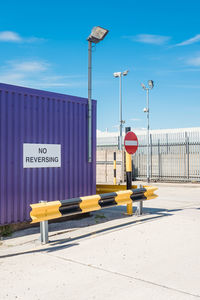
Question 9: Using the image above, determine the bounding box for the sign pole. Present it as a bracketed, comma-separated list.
[125, 127, 132, 190]
[125, 127, 133, 215]
[126, 152, 132, 190]
[124, 129, 139, 215]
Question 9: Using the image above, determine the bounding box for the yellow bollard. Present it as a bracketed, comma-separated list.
[126, 202, 133, 215]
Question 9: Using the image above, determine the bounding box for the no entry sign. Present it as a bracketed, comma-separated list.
[124, 131, 138, 154]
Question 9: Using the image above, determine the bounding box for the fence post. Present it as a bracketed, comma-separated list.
[186, 136, 190, 180]
[40, 201, 49, 245]
[158, 139, 161, 180]
[150, 134, 152, 179]
[113, 151, 117, 184]
[105, 149, 108, 183]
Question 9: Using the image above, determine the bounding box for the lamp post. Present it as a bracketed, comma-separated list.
[87, 26, 109, 162]
[141, 80, 154, 183]
[113, 70, 129, 150]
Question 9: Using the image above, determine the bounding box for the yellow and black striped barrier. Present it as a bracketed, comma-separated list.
[30, 187, 157, 223]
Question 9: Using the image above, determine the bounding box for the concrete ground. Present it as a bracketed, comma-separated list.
[0, 183, 200, 300]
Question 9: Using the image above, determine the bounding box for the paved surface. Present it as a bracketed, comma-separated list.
[1, 183, 200, 299]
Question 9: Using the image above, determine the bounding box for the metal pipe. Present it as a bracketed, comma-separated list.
[147, 88, 150, 183]
[39, 201, 49, 245]
[113, 152, 117, 184]
[88, 41, 92, 162]
[119, 74, 122, 151]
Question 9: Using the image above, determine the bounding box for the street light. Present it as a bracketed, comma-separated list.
[87, 26, 109, 162]
[113, 70, 129, 150]
[141, 80, 154, 183]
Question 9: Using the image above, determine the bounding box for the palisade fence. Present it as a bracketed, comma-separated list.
[97, 130, 200, 183]
[133, 131, 200, 182]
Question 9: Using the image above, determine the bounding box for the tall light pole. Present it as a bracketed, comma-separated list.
[141, 80, 154, 183]
[87, 26, 109, 162]
[113, 70, 129, 150]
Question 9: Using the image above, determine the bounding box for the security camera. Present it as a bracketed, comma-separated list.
[148, 80, 154, 89]
[143, 108, 148, 113]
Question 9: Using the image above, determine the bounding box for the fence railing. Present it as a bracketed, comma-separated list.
[97, 131, 200, 183]
[134, 132, 200, 182]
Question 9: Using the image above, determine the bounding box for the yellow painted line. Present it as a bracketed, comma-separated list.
[115, 190, 133, 205]
[80, 194, 101, 213]
[30, 201, 61, 223]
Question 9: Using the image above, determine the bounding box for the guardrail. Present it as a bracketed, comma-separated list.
[30, 186, 158, 244]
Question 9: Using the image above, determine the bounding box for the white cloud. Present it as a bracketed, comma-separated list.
[130, 118, 142, 122]
[11, 61, 49, 72]
[124, 34, 171, 45]
[186, 56, 200, 66]
[167, 84, 200, 89]
[0, 59, 86, 89]
[0, 31, 22, 42]
[175, 34, 200, 46]
[0, 31, 44, 43]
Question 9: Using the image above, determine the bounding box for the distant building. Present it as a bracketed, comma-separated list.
[97, 127, 200, 147]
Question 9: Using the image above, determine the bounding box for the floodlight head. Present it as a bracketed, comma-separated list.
[122, 70, 129, 76]
[148, 80, 154, 89]
[141, 83, 146, 90]
[113, 72, 121, 78]
[87, 26, 109, 44]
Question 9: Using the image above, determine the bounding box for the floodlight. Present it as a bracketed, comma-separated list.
[87, 26, 109, 44]
[123, 70, 129, 76]
[148, 80, 154, 89]
[113, 72, 121, 77]
[113, 69, 129, 150]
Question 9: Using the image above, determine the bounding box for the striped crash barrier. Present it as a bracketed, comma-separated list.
[30, 187, 158, 223]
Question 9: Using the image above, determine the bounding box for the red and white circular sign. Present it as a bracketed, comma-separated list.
[124, 131, 138, 154]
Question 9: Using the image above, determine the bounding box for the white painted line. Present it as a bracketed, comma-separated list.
[125, 141, 138, 146]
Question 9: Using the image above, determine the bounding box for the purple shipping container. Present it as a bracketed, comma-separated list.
[0, 83, 96, 225]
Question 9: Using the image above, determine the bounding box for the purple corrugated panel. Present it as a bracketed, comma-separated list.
[0, 83, 96, 225]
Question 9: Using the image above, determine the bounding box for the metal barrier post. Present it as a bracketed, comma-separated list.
[39, 201, 49, 244]
[136, 184, 143, 215]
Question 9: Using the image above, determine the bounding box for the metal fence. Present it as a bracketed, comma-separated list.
[133, 132, 200, 182]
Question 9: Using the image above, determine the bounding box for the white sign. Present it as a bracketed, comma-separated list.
[23, 144, 61, 168]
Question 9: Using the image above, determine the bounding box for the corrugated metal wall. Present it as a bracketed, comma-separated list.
[0, 83, 96, 225]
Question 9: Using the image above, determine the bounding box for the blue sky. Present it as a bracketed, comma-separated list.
[0, 0, 200, 132]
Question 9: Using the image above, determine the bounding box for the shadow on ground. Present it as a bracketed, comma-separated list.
[0, 207, 180, 259]
[1, 205, 183, 242]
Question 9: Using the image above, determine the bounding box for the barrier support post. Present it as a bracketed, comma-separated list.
[126, 151, 133, 215]
[136, 184, 143, 215]
[40, 201, 49, 244]
[113, 152, 117, 185]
